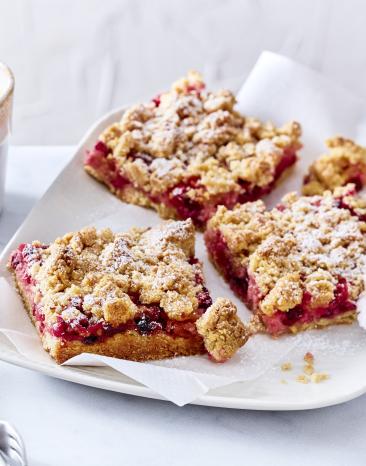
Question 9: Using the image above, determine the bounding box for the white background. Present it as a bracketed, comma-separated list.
[1, 0, 366, 144]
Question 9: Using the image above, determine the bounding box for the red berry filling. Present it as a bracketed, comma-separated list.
[85, 140, 298, 228]
[152, 94, 161, 107]
[204, 228, 357, 336]
[335, 188, 366, 221]
[261, 278, 356, 335]
[204, 228, 249, 302]
[10, 244, 212, 344]
[85, 143, 130, 191]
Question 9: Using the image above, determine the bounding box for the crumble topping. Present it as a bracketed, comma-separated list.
[196, 298, 249, 362]
[21, 220, 209, 326]
[261, 273, 303, 316]
[210, 201, 275, 257]
[94, 71, 301, 199]
[303, 137, 366, 195]
[207, 185, 366, 316]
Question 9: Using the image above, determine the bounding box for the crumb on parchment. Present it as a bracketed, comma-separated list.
[311, 373, 329, 383]
[303, 364, 314, 376]
[304, 352, 314, 364]
[281, 362, 292, 371]
[280, 352, 330, 384]
[296, 374, 309, 384]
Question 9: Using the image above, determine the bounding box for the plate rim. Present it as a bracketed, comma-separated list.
[1, 344, 366, 410]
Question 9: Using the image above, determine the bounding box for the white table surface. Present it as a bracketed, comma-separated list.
[1, 146, 366, 466]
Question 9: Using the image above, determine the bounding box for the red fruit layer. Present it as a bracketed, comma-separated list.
[258, 277, 356, 335]
[204, 228, 356, 336]
[334, 186, 366, 222]
[85, 141, 298, 228]
[204, 228, 249, 303]
[10, 243, 212, 344]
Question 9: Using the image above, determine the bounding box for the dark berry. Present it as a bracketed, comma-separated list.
[197, 287, 213, 310]
[95, 140, 109, 156]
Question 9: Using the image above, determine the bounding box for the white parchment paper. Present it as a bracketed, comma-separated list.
[1, 51, 366, 406]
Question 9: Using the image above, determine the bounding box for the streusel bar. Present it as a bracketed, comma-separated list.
[9, 220, 248, 363]
[85, 71, 301, 228]
[303, 137, 366, 195]
[205, 184, 366, 335]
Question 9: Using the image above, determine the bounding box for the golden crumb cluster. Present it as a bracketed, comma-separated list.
[28, 220, 208, 326]
[281, 353, 329, 384]
[207, 185, 366, 316]
[296, 352, 329, 384]
[196, 298, 249, 362]
[303, 137, 366, 195]
[98, 71, 301, 199]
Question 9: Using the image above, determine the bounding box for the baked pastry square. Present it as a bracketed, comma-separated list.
[8, 219, 248, 363]
[205, 184, 366, 336]
[303, 137, 366, 195]
[85, 71, 302, 228]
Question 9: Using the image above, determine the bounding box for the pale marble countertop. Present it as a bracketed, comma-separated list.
[0, 147, 365, 466]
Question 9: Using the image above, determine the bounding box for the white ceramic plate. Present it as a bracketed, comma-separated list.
[1, 329, 366, 410]
[1, 104, 366, 410]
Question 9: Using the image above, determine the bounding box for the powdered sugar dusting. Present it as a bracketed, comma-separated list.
[16, 219, 204, 325]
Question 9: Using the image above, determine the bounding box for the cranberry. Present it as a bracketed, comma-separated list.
[334, 277, 349, 303]
[70, 296, 83, 310]
[197, 287, 213, 310]
[311, 199, 322, 207]
[275, 147, 297, 177]
[152, 94, 161, 107]
[128, 292, 141, 305]
[204, 228, 249, 301]
[88, 322, 104, 335]
[94, 140, 109, 156]
[10, 251, 22, 269]
[77, 316, 89, 328]
[110, 171, 130, 190]
[52, 320, 67, 337]
[186, 82, 205, 94]
[167, 179, 204, 226]
[136, 315, 162, 335]
[281, 306, 304, 326]
[127, 151, 153, 165]
[347, 175, 363, 192]
[22, 272, 35, 285]
[166, 321, 197, 338]
[22, 244, 36, 257]
[142, 305, 161, 321]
